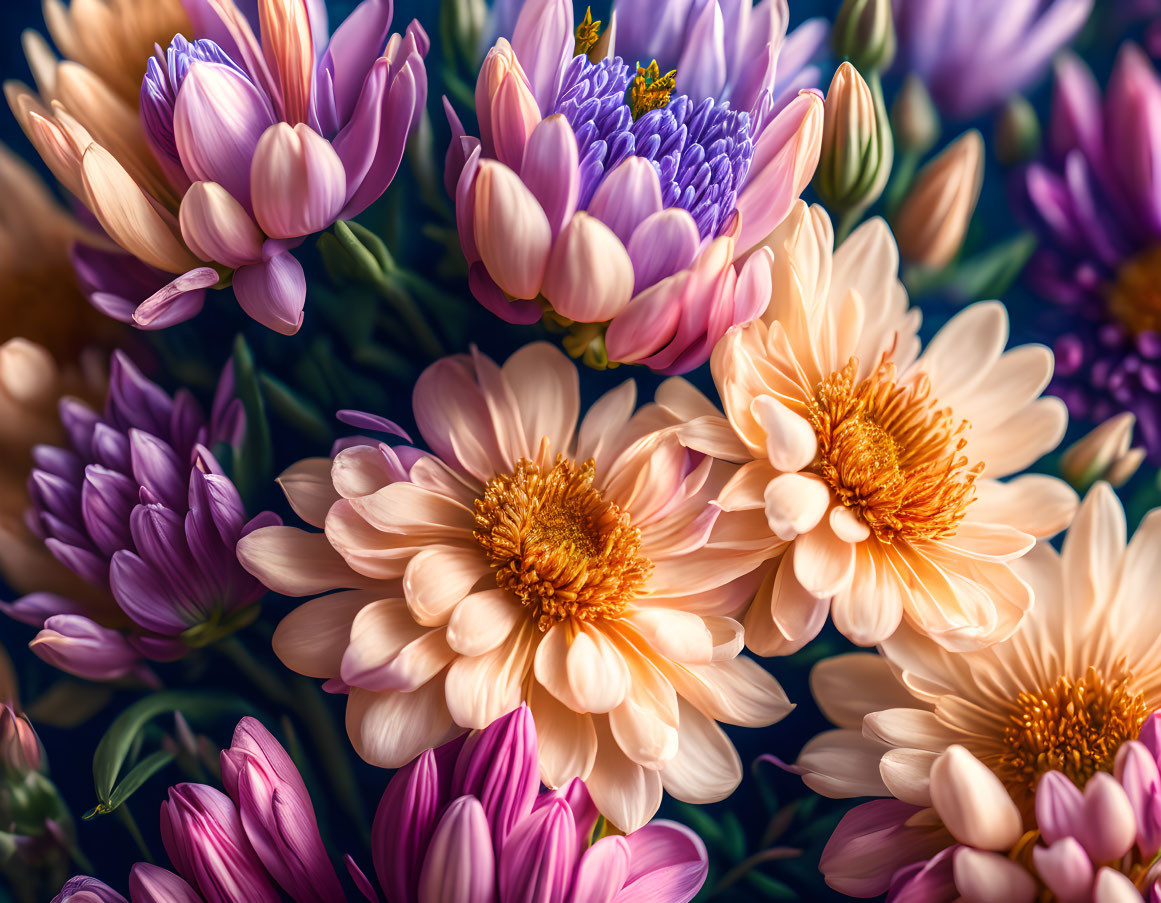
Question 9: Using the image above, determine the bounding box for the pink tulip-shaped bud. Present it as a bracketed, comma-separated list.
[1116, 741, 1161, 857]
[219, 717, 344, 903]
[373, 739, 462, 903]
[179, 181, 264, 269]
[471, 160, 551, 300]
[0, 704, 40, 775]
[173, 62, 276, 209]
[128, 863, 202, 903]
[953, 847, 1036, 903]
[1079, 772, 1137, 862]
[1060, 413, 1146, 492]
[30, 615, 153, 685]
[488, 67, 542, 172]
[452, 704, 539, 847]
[930, 746, 1022, 851]
[1093, 866, 1146, 903]
[1033, 837, 1095, 903]
[416, 796, 497, 903]
[540, 212, 634, 323]
[497, 797, 578, 903]
[1037, 770, 1086, 844]
[475, 40, 528, 158]
[160, 783, 282, 903]
[251, 123, 347, 239]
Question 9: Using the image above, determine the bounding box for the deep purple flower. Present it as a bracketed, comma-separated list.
[1018, 45, 1161, 460]
[367, 705, 709, 903]
[892, 0, 1092, 119]
[4, 352, 278, 684]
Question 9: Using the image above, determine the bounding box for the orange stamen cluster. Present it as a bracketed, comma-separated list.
[1108, 245, 1161, 336]
[628, 61, 677, 120]
[474, 454, 651, 630]
[574, 6, 602, 56]
[995, 664, 1149, 808]
[807, 356, 982, 544]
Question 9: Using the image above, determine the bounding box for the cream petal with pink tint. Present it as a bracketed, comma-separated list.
[705, 201, 1076, 655]
[239, 343, 789, 832]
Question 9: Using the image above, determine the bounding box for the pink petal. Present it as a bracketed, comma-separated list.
[179, 181, 264, 268]
[233, 249, 307, 334]
[251, 124, 346, 239]
[473, 160, 551, 299]
[541, 212, 634, 322]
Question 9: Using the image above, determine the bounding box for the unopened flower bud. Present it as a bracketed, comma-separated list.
[815, 62, 894, 217]
[995, 94, 1042, 165]
[891, 74, 940, 156]
[893, 130, 984, 269]
[0, 704, 40, 775]
[832, 0, 896, 74]
[1060, 412, 1146, 492]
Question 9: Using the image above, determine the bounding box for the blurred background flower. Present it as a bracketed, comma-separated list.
[1019, 45, 1161, 463]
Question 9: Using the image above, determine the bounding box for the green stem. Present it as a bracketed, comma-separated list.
[834, 208, 863, 245]
[707, 847, 802, 898]
[217, 636, 294, 709]
[116, 804, 153, 864]
[884, 149, 920, 219]
[373, 276, 446, 360]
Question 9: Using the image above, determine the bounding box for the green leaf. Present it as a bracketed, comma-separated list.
[99, 751, 175, 814]
[745, 871, 798, 900]
[720, 812, 746, 861]
[92, 692, 249, 804]
[258, 373, 332, 443]
[950, 231, 1038, 301]
[231, 335, 273, 507]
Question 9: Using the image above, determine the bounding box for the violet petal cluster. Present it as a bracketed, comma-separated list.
[1019, 45, 1161, 460]
[76, 0, 428, 335]
[892, 0, 1093, 119]
[367, 705, 709, 903]
[3, 352, 278, 684]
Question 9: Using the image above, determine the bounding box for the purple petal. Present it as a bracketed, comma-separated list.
[31, 615, 148, 683]
[0, 592, 88, 628]
[129, 430, 187, 510]
[336, 410, 411, 440]
[81, 465, 137, 556]
[613, 821, 708, 903]
[128, 863, 202, 903]
[233, 250, 307, 335]
[318, 0, 395, 126]
[109, 548, 193, 635]
[131, 268, 218, 331]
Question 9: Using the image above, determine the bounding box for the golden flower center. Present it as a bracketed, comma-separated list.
[473, 455, 652, 630]
[629, 61, 677, 120]
[995, 665, 1149, 805]
[573, 6, 602, 55]
[1108, 245, 1161, 335]
[805, 357, 982, 544]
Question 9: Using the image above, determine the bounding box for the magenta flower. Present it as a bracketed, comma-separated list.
[448, 0, 823, 373]
[1019, 45, 1161, 461]
[364, 705, 709, 903]
[2, 353, 278, 685]
[53, 710, 707, 903]
[20, 0, 428, 335]
[52, 717, 343, 903]
[892, 0, 1092, 119]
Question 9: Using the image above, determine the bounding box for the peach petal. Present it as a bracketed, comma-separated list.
[541, 212, 634, 322]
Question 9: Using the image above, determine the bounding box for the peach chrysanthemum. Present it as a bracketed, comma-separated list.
[795, 484, 1161, 899]
[238, 343, 790, 832]
[706, 201, 1078, 653]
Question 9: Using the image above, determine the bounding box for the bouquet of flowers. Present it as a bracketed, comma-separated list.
[1, 0, 1159, 900]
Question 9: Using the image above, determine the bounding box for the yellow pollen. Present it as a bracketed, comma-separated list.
[806, 356, 982, 544]
[574, 6, 602, 56]
[1108, 245, 1161, 335]
[995, 664, 1149, 810]
[628, 60, 677, 120]
[473, 453, 651, 630]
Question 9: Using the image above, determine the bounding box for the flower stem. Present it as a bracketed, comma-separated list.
[116, 804, 153, 864]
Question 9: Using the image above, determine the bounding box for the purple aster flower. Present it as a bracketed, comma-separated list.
[366, 705, 709, 903]
[1018, 45, 1161, 460]
[3, 352, 278, 685]
[892, 0, 1093, 119]
[11, 0, 428, 335]
[447, 0, 824, 373]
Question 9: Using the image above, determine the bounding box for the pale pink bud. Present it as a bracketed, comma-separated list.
[251, 123, 347, 239]
[1060, 412, 1145, 492]
[929, 746, 1022, 851]
[893, 130, 984, 270]
[0, 704, 39, 774]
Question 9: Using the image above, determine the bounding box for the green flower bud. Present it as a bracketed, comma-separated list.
[995, 95, 1042, 166]
[891, 74, 940, 156]
[441, 0, 488, 66]
[815, 63, 894, 218]
[832, 0, 897, 73]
